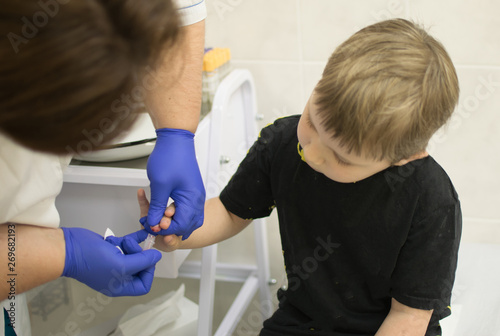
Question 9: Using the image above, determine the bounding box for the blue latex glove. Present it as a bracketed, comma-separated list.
[62, 228, 162, 297]
[146, 128, 205, 240]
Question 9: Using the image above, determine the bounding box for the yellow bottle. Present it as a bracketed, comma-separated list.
[201, 48, 232, 117]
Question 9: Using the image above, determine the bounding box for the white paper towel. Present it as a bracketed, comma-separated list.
[110, 285, 185, 336]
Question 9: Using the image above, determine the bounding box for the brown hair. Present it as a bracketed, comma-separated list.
[0, 0, 179, 154]
[315, 18, 459, 163]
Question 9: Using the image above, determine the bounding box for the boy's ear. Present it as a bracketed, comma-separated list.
[393, 151, 429, 166]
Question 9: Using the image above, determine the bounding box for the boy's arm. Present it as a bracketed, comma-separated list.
[137, 190, 252, 252]
[177, 197, 251, 249]
[375, 298, 433, 336]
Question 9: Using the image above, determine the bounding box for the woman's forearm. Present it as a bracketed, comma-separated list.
[0, 223, 65, 301]
[146, 20, 205, 133]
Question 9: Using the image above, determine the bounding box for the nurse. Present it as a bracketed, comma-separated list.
[0, 0, 206, 334]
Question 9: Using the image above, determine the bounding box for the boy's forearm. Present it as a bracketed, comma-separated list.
[170, 197, 251, 250]
[0, 223, 65, 301]
[375, 312, 428, 336]
[375, 298, 432, 336]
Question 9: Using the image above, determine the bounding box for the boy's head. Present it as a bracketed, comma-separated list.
[298, 19, 459, 183]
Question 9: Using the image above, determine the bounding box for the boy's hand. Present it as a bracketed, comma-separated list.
[137, 189, 182, 252]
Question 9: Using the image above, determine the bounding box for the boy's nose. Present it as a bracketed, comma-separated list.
[303, 144, 325, 167]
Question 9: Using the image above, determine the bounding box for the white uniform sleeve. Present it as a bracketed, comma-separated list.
[0, 132, 71, 227]
[173, 0, 207, 26]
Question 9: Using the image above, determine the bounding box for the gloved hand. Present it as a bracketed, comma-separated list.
[104, 229, 150, 255]
[146, 128, 205, 240]
[62, 227, 162, 297]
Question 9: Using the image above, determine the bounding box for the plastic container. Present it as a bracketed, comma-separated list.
[201, 48, 232, 117]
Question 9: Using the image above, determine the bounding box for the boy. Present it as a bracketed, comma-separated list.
[142, 19, 461, 335]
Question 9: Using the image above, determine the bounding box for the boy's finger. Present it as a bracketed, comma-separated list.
[161, 234, 181, 249]
[137, 189, 150, 218]
[164, 202, 176, 217]
[159, 215, 172, 230]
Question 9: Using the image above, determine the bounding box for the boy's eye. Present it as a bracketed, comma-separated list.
[336, 157, 350, 166]
[332, 151, 351, 166]
[306, 114, 315, 129]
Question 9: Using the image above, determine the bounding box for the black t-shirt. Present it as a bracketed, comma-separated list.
[220, 116, 462, 335]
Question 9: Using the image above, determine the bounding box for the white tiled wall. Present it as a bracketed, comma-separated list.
[205, 0, 500, 248]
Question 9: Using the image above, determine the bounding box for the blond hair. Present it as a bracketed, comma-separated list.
[315, 18, 459, 163]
